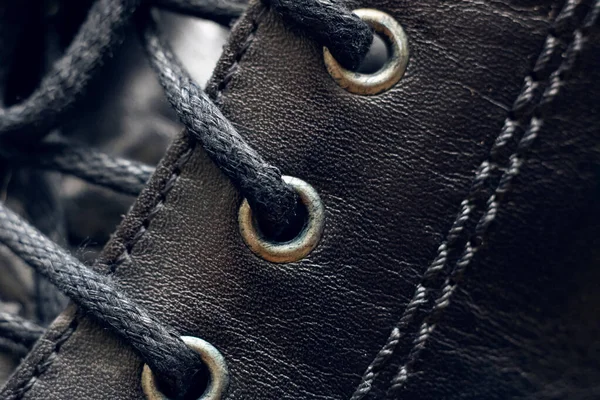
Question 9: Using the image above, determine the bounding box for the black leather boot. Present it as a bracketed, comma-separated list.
[0, 0, 599, 399]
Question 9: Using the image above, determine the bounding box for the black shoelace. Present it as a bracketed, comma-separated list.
[0, 0, 373, 398]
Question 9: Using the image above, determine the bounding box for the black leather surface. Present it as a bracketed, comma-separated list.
[2, 0, 599, 399]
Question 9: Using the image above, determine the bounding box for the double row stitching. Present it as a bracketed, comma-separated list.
[389, 2, 597, 392]
[350, 0, 596, 398]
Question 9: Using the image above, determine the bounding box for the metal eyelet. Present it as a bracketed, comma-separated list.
[238, 176, 325, 263]
[323, 9, 409, 95]
[142, 336, 229, 400]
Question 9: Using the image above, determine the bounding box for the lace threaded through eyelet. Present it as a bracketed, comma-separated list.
[239, 176, 325, 263]
[142, 336, 229, 400]
[323, 9, 410, 95]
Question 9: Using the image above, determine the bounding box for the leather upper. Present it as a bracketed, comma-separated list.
[2, 0, 599, 399]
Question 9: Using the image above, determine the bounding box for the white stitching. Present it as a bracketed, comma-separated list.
[387, 2, 597, 395]
[349, 0, 596, 398]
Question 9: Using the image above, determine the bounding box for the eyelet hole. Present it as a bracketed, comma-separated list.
[238, 176, 325, 263]
[254, 198, 309, 243]
[323, 9, 409, 95]
[156, 368, 209, 400]
[142, 337, 229, 400]
[355, 33, 390, 74]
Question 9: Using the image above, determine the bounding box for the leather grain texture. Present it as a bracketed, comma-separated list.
[2, 0, 599, 399]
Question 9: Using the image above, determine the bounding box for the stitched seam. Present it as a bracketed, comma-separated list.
[10, 318, 78, 400]
[216, 6, 268, 100]
[388, 4, 597, 393]
[4, 5, 268, 398]
[112, 1, 267, 266]
[109, 7, 271, 278]
[350, 0, 597, 398]
[111, 145, 196, 272]
[6, 140, 197, 398]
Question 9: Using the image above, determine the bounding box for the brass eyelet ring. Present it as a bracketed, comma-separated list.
[142, 336, 229, 400]
[238, 176, 325, 263]
[323, 9, 409, 95]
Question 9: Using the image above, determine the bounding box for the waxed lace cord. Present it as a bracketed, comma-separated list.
[0, 0, 244, 142]
[0, 0, 371, 228]
[139, 9, 299, 229]
[0, 312, 45, 349]
[265, 0, 373, 70]
[0, 0, 372, 397]
[0, 0, 141, 143]
[0, 203, 207, 399]
[0, 139, 154, 196]
[157, 0, 374, 66]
